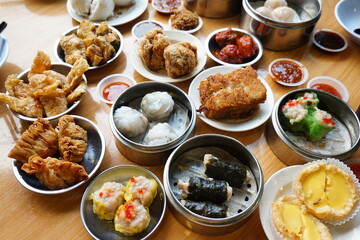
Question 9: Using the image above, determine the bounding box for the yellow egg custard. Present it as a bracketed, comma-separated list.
[294, 162, 359, 222]
[272, 195, 332, 240]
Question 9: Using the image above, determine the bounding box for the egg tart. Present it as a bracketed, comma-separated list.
[294, 162, 359, 222]
[272, 195, 332, 240]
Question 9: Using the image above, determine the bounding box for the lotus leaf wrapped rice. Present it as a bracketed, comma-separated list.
[124, 176, 158, 207]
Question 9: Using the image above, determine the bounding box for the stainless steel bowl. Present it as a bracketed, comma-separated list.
[7, 63, 87, 122]
[109, 81, 196, 166]
[80, 165, 166, 240]
[240, 0, 321, 51]
[184, 0, 242, 18]
[266, 89, 360, 165]
[12, 115, 105, 194]
[163, 134, 264, 235]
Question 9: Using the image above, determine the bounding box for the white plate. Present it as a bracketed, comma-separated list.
[168, 15, 203, 34]
[0, 34, 9, 68]
[66, 0, 148, 26]
[130, 30, 207, 83]
[259, 165, 360, 240]
[188, 66, 274, 132]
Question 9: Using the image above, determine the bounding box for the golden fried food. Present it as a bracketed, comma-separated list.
[198, 66, 267, 120]
[8, 118, 58, 163]
[39, 93, 68, 117]
[28, 74, 62, 97]
[60, 19, 120, 66]
[28, 51, 51, 77]
[21, 155, 88, 190]
[63, 58, 89, 94]
[170, 9, 199, 31]
[163, 42, 197, 78]
[42, 70, 67, 87]
[66, 81, 87, 104]
[138, 28, 171, 71]
[5, 74, 31, 98]
[0, 94, 44, 118]
[57, 115, 88, 163]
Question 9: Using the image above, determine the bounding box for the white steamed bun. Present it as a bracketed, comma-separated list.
[89, 0, 115, 21]
[71, 0, 92, 16]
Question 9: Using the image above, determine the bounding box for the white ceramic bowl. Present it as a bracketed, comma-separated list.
[335, 0, 360, 46]
[307, 76, 349, 102]
[312, 29, 348, 53]
[268, 58, 308, 87]
[131, 20, 164, 40]
[96, 74, 137, 105]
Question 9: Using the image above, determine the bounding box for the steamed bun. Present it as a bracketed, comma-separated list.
[89, 0, 115, 21]
[71, 0, 92, 16]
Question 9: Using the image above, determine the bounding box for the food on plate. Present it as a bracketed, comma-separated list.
[21, 154, 89, 190]
[294, 162, 359, 222]
[71, 0, 92, 16]
[89, 182, 125, 220]
[203, 154, 249, 188]
[170, 9, 199, 31]
[124, 176, 158, 207]
[138, 28, 171, 71]
[114, 198, 150, 236]
[60, 19, 120, 67]
[140, 91, 174, 121]
[0, 51, 88, 118]
[272, 195, 332, 240]
[198, 66, 267, 120]
[181, 200, 228, 218]
[102, 81, 130, 102]
[57, 115, 88, 163]
[163, 42, 198, 78]
[281, 92, 336, 141]
[8, 118, 58, 163]
[264, 0, 287, 9]
[113, 106, 148, 138]
[213, 28, 258, 64]
[178, 176, 233, 204]
[114, 0, 133, 7]
[144, 122, 178, 145]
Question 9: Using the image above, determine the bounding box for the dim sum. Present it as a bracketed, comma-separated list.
[181, 200, 228, 218]
[140, 91, 174, 121]
[143, 122, 178, 146]
[113, 106, 148, 138]
[124, 176, 157, 207]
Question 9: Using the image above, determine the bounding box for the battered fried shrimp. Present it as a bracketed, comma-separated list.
[21, 155, 88, 190]
[163, 42, 198, 78]
[170, 9, 199, 31]
[0, 94, 44, 118]
[28, 51, 51, 77]
[8, 118, 58, 163]
[63, 58, 89, 94]
[198, 66, 266, 120]
[138, 28, 171, 71]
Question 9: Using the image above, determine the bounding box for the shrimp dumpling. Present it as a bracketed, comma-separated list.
[89, 182, 125, 220]
[264, 0, 287, 9]
[255, 6, 273, 18]
[89, 0, 115, 21]
[144, 122, 178, 146]
[114, 106, 148, 138]
[124, 176, 158, 207]
[271, 6, 297, 23]
[140, 91, 174, 121]
[114, 199, 150, 236]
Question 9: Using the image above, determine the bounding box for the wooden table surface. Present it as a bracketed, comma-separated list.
[1, 0, 359, 239]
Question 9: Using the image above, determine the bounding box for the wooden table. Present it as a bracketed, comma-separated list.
[0, 0, 359, 239]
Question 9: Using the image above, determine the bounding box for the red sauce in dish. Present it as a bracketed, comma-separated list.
[102, 81, 130, 102]
[311, 83, 342, 99]
[348, 163, 360, 180]
[271, 60, 303, 84]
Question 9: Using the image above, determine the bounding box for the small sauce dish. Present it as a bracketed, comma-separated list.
[96, 74, 137, 105]
[268, 58, 308, 87]
[312, 29, 348, 53]
[131, 20, 164, 40]
[152, 0, 182, 14]
[307, 76, 349, 102]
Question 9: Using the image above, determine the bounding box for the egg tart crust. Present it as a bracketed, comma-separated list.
[294, 162, 359, 221]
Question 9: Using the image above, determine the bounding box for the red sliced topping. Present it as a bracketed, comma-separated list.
[323, 117, 335, 125]
[303, 97, 309, 100]
[287, 100, 300, 107]
[99, 192, 103, 197]
[137, 188, 145, 194]
[130, 177, 136, 183]
[124, 201, 135, 220]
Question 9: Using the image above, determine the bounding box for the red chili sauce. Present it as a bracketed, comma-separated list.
[348, 163, 360, 180]
[311, 83, 342, 99]
[153, 0, 181, 12]
[271, 60, 303, 84]
[102, 81, 130, 102]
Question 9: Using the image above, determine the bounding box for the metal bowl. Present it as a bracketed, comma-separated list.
[109, 81, 196, 166]
[184, 0, 242, 18]
[266, 89, 360, 165]
[205, 27, 263, 67]
[7, 63, 87, 122]
[240, 0, 321, 51]
[12, 115, 105, 194]
[54, 24, 123, 70]
[80, 165, 166, 240]
[163, 134, 264, 235]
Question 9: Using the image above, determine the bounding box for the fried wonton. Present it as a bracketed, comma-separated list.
[8, 118, 58, 163]
[57, 115, 88, 162]
[21, 155, 88, 190]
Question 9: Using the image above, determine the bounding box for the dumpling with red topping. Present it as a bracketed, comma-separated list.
[124, 176, 158, 207]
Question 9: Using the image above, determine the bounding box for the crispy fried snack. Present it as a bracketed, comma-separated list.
[28, 74, 62, 98]
[198, 66, 266, 120]
[28, 51, 51, 77]
[170, 9, 199, 31]
[8, 118, 58, 163]
[66, 81, 87, 104]
[5, 74, 31, 98]
[63, 58, 89, 94]
[0, 94, 44, 118]
[163, 42, 197, 78]
[138, 29, 171, 71]
[21, 155, 88, 190]
[60, 34, 87, 65]
[57, 115, 88, 163]
[39, 93, 68, 117]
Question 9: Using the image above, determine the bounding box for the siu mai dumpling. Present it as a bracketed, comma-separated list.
[124, 176, 158, 207]
[114, 199, 150, 236]
[113, 106, 148, 138]
[140, 91, 174, 121]
[143, 123, 178, 146]
[89, 182, 125, 220]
